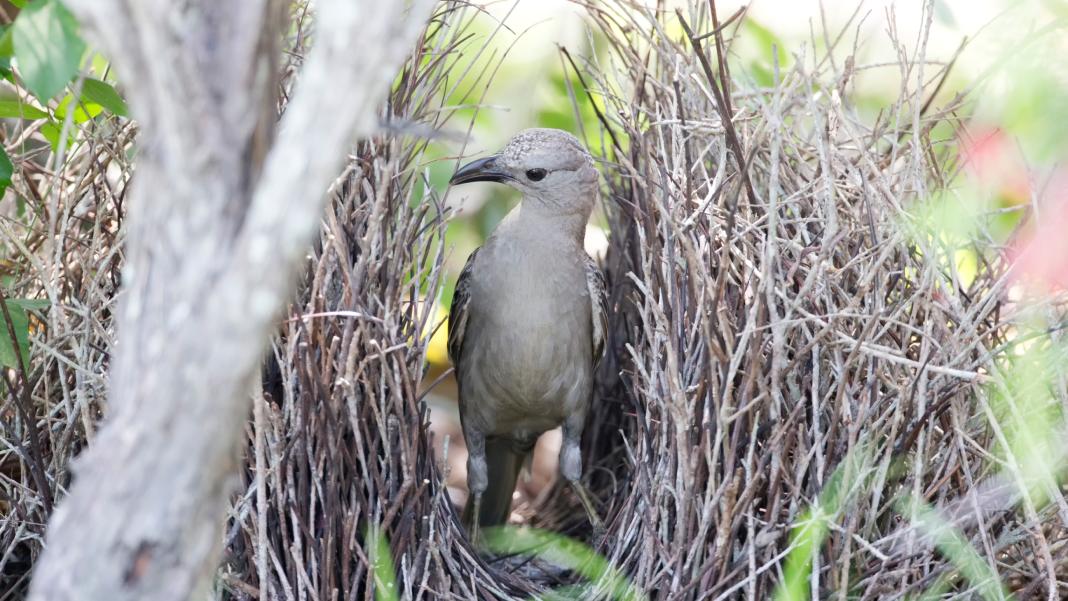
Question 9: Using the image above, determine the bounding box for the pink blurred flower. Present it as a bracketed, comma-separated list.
[959, 127, 1031, 205]
[960, 125, 1068, 293]
[1009, 173, 1068, 293]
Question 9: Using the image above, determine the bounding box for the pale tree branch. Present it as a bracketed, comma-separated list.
[227, 0, 437, 336]
[27, 1, 435, 600]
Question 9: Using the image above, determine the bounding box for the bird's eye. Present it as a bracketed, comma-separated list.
[525, 168, 547, 182]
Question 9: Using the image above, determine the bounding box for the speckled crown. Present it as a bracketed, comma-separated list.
[499, 128, 593, 171]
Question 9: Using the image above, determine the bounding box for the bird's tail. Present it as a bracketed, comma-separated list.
[463, 437, 530, 530]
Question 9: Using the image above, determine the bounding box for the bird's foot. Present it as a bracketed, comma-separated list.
[570, 480, 606, 544]
[466, 493, 485, 548]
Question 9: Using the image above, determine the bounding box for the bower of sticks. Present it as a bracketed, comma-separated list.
[2, 1, 1067, 599]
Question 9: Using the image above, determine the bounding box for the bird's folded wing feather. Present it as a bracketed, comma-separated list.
[448, 247, 480, 366]
[449, 247, 607, 366]
[584, 254, 608, 363]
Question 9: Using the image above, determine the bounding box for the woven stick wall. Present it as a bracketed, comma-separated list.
[567, 1, 1067, 598]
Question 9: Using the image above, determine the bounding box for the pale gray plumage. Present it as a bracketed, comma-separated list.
[447, 128, 606, 538]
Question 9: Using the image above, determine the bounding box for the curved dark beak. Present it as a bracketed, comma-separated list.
[449, 155, 510, 185]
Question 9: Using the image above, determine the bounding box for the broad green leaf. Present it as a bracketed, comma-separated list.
[9, 298, 49, 311]
[40, 120, 74, 151]
[0, 147, 12, 198]
[8, 0, 27, 8]
[54, 92, 102, 123]
[0, 98, 48, 119]
[82, 78, 127, 116]
[0, 25, 12, 58]
[12, 0, 86, 102]
[0, 300, 30, 372]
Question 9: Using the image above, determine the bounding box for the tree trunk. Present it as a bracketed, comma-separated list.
[27, 1, 434, 599]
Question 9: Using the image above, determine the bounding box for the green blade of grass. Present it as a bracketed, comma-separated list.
[775, 505, 830, 601]
[898, 496, 1010, 601]
[365, 525, 400, 601]
[482, 526, 646, 601]
[774, 447, 871, 601]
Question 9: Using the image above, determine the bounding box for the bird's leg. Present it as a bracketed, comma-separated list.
[464, 429, 488, 546]
[560, 415, 604, 538]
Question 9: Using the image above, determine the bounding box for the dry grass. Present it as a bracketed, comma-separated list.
[2, 1, 1067, 600]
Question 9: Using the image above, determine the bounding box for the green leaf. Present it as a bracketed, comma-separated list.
[12, 0, 86, 102]
[8, 0, 27, 8]
[54, 92, 102, 123]
[40, 120, 74, 151]
[0, 98, 48, 119]
[0, 300, 30, 372]
[0, 146, 12, 198]
[81, 77, 127, 116]
[0, 25, 13, 58]
[9, 298, 49, 311]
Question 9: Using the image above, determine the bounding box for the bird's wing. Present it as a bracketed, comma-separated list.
[448, 247, 480, 366]
[584, 254, 608, 363]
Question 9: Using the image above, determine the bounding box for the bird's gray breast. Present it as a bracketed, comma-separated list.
[459, 234, 593, 436]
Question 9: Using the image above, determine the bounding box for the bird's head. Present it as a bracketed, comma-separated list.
[449, 128, 598, 215]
